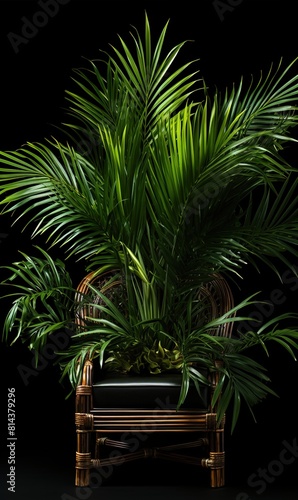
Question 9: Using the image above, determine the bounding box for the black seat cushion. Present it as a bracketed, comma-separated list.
[92, 373, 208, 409]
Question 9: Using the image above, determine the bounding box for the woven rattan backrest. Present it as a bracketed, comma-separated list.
[75, 271, 234, 338]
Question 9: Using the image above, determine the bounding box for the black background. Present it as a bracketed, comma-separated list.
[1, 1, 298, 499]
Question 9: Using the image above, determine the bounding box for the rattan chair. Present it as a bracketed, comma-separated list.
[75, 274, 234, 488]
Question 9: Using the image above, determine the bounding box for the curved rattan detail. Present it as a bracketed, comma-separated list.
[75, 270, 124, 327]
[197, 273, 234, 338]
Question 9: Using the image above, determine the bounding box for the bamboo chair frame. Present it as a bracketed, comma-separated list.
[75, 274, 234, 488]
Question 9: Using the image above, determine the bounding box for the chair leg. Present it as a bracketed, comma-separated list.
[76, 430, 91, 487]
[75, 360, 94, 487]
[208, 429, 225, 487]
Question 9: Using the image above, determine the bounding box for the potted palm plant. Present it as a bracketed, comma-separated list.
[1, 13, 298, 432]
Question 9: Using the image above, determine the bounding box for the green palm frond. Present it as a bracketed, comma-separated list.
[64, 14, 200, 142]
[211, 354, 277, 433]
[1, 247, 75, 355]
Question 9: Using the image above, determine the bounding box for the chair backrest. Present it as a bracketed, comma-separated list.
[75, 271, 234, 338]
